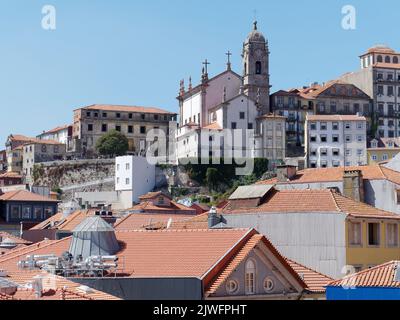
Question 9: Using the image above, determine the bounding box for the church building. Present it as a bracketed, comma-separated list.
[176, 22, 286, 167]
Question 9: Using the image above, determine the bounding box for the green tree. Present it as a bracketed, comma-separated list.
[96, 130, 129, 157]
[205, 167, 220, 192]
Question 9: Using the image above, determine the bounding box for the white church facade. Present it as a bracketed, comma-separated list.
[175, 22, 286, 167]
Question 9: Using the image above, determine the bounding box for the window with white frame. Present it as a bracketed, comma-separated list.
[245, 260, 256, 295]
[345, 122, 351, 130]
[345, 135, 351, 143]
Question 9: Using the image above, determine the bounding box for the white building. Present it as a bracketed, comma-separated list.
[37, 125, 72, 150]
[305, 114, 367, 168]
[115, 156, 155, 208]
[340, 45, 400, 138]
[175, 22, 285, 165]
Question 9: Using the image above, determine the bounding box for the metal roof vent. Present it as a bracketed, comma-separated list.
[0, 277, 18, 295]
[68, 216, 119, 260]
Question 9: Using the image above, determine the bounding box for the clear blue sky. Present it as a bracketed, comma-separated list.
[1, 0, 399, 144]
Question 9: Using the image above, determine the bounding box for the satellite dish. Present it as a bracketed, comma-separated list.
[166, 218, 173, 229]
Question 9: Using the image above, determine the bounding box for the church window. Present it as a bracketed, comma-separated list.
[245, 259, 256, 295]
[377, 55, 383, 63]
[255, 61, 262, 74]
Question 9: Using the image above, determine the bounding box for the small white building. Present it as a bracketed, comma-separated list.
[115, 156, 155, 208]
[305, 114, 367, 168]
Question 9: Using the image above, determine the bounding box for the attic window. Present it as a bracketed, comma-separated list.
[263, 277, 274, 293]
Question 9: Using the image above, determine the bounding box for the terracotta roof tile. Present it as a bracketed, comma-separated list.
[114, 213, 196, 230]
[286, 259, 333, 293]
[170, 213, 209, 229]
[257, 165, 394, 185]
[0, 190, 59, 203]
[329, 261, 400, 288]
[203, 123, 223, 130]
[222, 189, 400, 219]
[30, 210, 97, 231]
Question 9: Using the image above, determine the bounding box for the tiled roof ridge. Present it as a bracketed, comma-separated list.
[328, 260, 398, 287]
[329, 189, 343, 213]
[59, 210, 88, 229]
[205, 233, 263, 295]
[0, 237, 71, 264]
[114, 228, 251, 234]
[285, 258, 334, 282]
[0, 231, 31, 245]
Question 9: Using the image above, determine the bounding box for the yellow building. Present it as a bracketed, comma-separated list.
[367, 137, 400, 164]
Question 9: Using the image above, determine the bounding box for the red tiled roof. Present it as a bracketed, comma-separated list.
[0, 270, 120, 300]
[138, 191, 171, 200]
[114, 213, 196, 231]
[30, 210, 96, 231]
[203, 123, 223, 130]
[222, 189, 400, 219]
[170, 213, 209, 229]
[40, 125, 71, 135]
[373, 62, 400, 70]
[0, 172, 22, 179]
[0, 190, 59, 203]
[328, 261, 400, 288]
[77, 104, 176, 115]
[0, 229, 254, 279]
[257, 165, 400, 185]
[286, 259, 334, 293]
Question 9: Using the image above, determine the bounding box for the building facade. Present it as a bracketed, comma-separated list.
[0, 150, 6, 173]
[72, 105, 177, 159]
[367, 137, 400, 164]
[22, 140, 66, 185]
[37, 125, 73, 150]
[305, 115, 367, 168]
[340, 45, 400, 138]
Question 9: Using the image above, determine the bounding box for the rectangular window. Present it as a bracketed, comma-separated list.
[332, 122, 339, 130]
[368, 223, 380, 246]
[141, 114, 145, 120]
[348, 221, 362, 246]
[128, 125, 133, 133]
[310, 123, 316, 130]
[320, 122, 327, 130]
[387, 223, 398, 247]
[345, 122, 351, 130]
[320, 135, 327, 142]
[126, 163, 130, 170]
[102, 124, 108, 132]
[102, 112, 107, 118]
[33, 207, 43, 220]
[333, 135, 339, 143]
[10, 205, 21, 220]
[88, 124, 93, 132]
[333, 149, 340, 156]
[345, 135, 351, 143]
[116, 113, 121, 118]
[310, 136, 317, 142]
[140, 126, 146, 134]
[86, 111, 91, 117]
[126, 178, 130, 185]
[129, 113, 133, 119]
[22, 206, 31, 219]
[240, 112, 245, 119]
[248, 123, 253, 130]
[320, 148, 328, 156]
[115, 125, 121, 132]
[154, 114, 159, 120]
[231, 122, 237, 129]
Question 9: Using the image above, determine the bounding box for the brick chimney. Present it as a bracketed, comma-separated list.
[343, 170, 364, 202]
[276, 165, 297, 182]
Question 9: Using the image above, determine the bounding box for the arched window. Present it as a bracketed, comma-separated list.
[377, 55, 383, 63]
[255, 61, 262, 75]
[385, 56, 391, 63]
[394, 56, 399, 64]
[245, 259, 256, 295]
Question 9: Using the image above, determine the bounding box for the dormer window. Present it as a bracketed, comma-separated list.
[158, 196, 165, 205]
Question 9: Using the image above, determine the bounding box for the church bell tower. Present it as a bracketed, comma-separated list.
[242, 21, 270, 115]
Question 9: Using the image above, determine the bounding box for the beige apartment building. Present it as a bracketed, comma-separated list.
[22, 140, 66, 184]
[72, 105, 177, 158]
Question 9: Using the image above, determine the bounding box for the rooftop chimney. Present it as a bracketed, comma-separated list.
[208, 207, 221, 228]
[343, 170, 364, 202]
[276, 165, 297, 182]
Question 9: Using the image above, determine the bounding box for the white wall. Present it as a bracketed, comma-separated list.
[115, 156, 155, 206]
